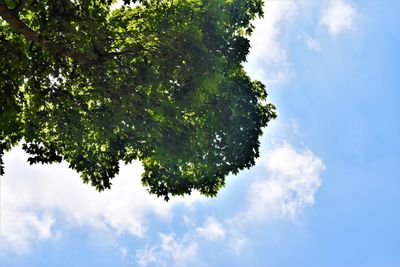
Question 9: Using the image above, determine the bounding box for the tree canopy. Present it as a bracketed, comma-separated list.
[0, 0, 276, 200]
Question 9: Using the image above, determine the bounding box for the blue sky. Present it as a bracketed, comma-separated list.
[1, 0, 400, 266]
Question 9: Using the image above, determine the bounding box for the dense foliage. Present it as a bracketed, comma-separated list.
[0, 0, 276, 200]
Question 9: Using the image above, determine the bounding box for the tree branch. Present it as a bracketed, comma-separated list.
[0, 1, 141, 65]
[0, 1, 40, 42]
[0, 1, 96, 64]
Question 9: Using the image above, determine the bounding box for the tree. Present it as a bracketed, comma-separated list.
[0, 0, 276, 200]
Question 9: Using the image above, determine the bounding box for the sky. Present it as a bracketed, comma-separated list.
[1, 0, 400, 266]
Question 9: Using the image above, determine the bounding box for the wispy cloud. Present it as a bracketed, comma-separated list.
[1, 147, 205, 253]
[196, 217, 226, 241]
[1, 140, 323, 255]
[320, 0, 358, 36]
[134, 140, 325, 262]
[135, 245, 160, 266]
[244, 142, 324, 222]
[1, 210, 56, 253]
[159, 234, 200, 267]
[305, 36, 321, 52]
[135, 233, 202, 267]
[135, 216, 227, 266]
[245, 1, 297, 84]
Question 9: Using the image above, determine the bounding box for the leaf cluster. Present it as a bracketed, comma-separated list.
[0, 0, 276, 200]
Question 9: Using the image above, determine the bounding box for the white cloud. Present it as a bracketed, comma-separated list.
[182, 214, 196, 227]
[1, 136, 324, 259]
[135, 216, 226, 267]
[1, 142, 323, 254]
[320, 0, 358, 36]
[135, 234, 200, 267]
[196, 217, 225, 241]
[244, 142, 324, 222]
[305, 36, 321, 51]
[120, 247, 128, 258]
[1, 210, 55, 253]
[132, 137, 325, 262]
[134, 140, 325, 259]
[245, 1, 297, 84]
[0, 147, 206, 253]
[135, 245, 160, 266]
[160, 234, 199, 266]
[297, 33, 321, 52]
[228, 235, 247, 254]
